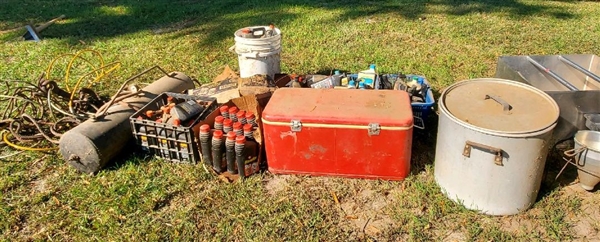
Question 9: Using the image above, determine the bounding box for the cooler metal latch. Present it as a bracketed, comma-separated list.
[368, 123, 381, 136]
[290, 120, 302, 132]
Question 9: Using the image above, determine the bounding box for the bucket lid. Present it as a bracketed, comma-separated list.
[441, 78, 559, 134]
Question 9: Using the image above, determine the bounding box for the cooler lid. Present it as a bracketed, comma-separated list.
[262, 88, 413, 127]
[441, 78, 559, 133]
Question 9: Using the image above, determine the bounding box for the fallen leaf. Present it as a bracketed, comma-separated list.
[52, 196, 60, 205]
[366, 225, 380, 235]
[331, 191, 340, 205]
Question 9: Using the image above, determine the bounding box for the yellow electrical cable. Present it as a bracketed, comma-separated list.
[4, 49, 118, 153]
[45, 53, 101, 91]
[64, 49, 105, 92]
[67, 61, 122, 113]
[45, 49, 106, 92]
[1, 130, 58, 151]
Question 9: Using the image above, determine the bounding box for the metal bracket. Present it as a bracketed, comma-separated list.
[368, 123, 381, 136]
[463, 140, 504, 166]
[290, 120, 302, 132]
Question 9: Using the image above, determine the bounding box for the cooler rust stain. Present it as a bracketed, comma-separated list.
[309, 144, 327, 154]
[302, 152, 312, 160]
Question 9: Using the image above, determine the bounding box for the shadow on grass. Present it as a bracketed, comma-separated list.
[0, 0, 577, 45]
[100, 140, 154, 172]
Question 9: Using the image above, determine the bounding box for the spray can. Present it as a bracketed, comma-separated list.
[199, 124, 212, 166]
[172, 119, 189, 163]
[228, 107, 239, 123]
[236, 110, 247, 125]
[219, 105, 229, 119]
[226, 131, 237, 174]
[212, 130, 224, 173]
[245, 111, 257, 128]
[233, 121, 243, 137]
[214, 115, 224, 131]
[171, 100, 205, 123]
[223, 118, 233, 134]
[137, 123, 155, 152]
[235, 136, 246, 179]
[243, 123, 254, 140]
[156, 119, 171, 160]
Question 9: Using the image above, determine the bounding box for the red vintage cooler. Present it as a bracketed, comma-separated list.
[261, 88, 414, 180]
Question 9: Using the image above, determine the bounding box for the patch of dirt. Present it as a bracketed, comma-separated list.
[264, 174, 298, 195]
[442, 231, 467, 242]
[262, 174, 402, 240]
[262, 166, 600, 241]
[338, 185, 402, 240]
[340, 198, 395, 235]
[31, 178, 47, 193]
[498, 214, 537, 235]
[564, 183, 600, 240]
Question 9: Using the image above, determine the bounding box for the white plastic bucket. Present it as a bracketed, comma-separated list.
[229, 26, 282, 79]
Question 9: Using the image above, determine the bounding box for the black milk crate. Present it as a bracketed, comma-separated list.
[129, 92, 217, 164]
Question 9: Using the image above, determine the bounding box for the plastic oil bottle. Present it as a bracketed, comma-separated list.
[348, 80, 357, 89]
[171, 100, 204, 123]
[357, 64, 377, 89]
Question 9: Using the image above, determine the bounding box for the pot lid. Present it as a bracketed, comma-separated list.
[441, 78, 559, 133]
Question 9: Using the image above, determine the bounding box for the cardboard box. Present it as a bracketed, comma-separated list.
[237, 74, 277, 97]
[193, 93, 272, 182]
[188, 65, 241, 103]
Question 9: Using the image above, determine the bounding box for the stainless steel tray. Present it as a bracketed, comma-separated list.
[495, 54, 600, 145]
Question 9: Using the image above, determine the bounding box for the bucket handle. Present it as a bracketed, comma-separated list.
[228, 44, 275, 54]
[229, 45, 281, 59]
[557, 146, 600, 180]
[462, 140, 504, 166]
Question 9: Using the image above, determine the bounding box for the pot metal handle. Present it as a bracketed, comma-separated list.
[463, 140, 504, 166]
[557, 146, 600, 181]
[485, 95, 512, 114]
[563, 146, 588, 166]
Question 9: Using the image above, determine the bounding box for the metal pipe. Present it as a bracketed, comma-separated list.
[59, 70, 195, 174]
[526, 56, 578, 91]
[558, 55, 600, 84]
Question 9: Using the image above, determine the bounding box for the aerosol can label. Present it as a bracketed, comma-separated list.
[141, 136, 149, 152]
[179, 143, 189, 162]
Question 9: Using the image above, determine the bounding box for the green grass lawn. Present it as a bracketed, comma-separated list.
[2, 0, 600, 241]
